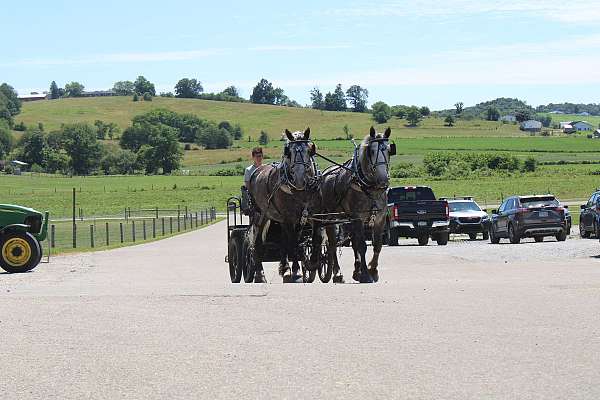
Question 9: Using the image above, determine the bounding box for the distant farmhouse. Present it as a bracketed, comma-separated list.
[520, 120, 542, 132]
[561, 120, 593, 133]
[18, 92, 49, 102]
[80, 90, 115, 97]
[500, 115, 516, 122]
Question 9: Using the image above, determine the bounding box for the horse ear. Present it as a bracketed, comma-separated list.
[369, 126, 376, 138]
[285, 129, 294, 141]
[304, 127, 310, 140]
[384, 127, 391, 138]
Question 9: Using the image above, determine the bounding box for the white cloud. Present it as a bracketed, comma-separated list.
[248, 44, 351, 52]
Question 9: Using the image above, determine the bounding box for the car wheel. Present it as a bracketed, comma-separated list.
[489, 226, 500, 244]
[534, 236, 544, 243]
[580, 222, 590, 238]
[388, 228, 399, 246]
[556, 230, 567, 242]
[417, 235, 429, 246]
[468, 233, 477, 240]
[482, 231, 489, 240]
[436, 232, 449, 246]
[508, 224, 520, 244]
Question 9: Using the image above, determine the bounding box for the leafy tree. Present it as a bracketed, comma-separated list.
[64, 81, 85, 97]
[94, 120, 120, 140]
[406, 106, 422, 126]
[258, 130, 269, 145]
[0, 83, 22, 117]
[60, 123, 103, 175]
[42, 148, 70, 174]
[160, 92, 174, 97]
[346, 85, 368, 112]
[310, 87, 324, 110]
[419, 106, 431, 117]
[16, 128, 45, 165]
[218, 121, 232, 132]
[486, 106, 500, 121]
[515, 110, 531, 123]
[49, 81, 60, 99]
[100, 148, 137, 174]
[250, 79, 276, 104]
[143, 92, 153, 101]
[272, 87, 288, 105]
[221, 86, 239, 97]
[523, 156, 537, 172]
[196, 125, 232, 150]
[444, 115, 455, 127]
[175, 78, 203, 98]
[371, 101, 391, 123]
[391, 105, 408, 119]
[324, 84, 347, 111]
[134, 76, 156, 96]
[121, 122, 182, 173]
[132, 93, 139, 102]
[112, 80, 135, 96]
[0, 122, 14, 159]
[454, 102, 464, 115]
[535, 114, 552, 128]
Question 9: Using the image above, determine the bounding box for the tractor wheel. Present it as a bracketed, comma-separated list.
[0, 232, 41, 273]
[228, 236, 243, 283]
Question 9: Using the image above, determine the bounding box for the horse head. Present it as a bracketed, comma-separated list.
[357, 126, 394, 189]
[282, 127, 317, 191]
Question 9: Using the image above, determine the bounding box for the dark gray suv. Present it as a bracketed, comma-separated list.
[489, 195, 568, 244]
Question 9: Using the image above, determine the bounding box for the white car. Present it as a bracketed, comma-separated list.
[446, 199, 491, 240]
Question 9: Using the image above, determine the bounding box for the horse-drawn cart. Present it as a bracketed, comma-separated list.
[225, 196, 332, 283]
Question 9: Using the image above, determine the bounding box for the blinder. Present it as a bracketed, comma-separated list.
[389, 143, 396, 156]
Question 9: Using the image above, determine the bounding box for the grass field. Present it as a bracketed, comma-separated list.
[16, 96, 525, 139]
[546, 113, 600, 127]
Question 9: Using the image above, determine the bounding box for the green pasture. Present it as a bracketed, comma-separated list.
[16, 96, 525, 139]
[545, 113, 600, 127]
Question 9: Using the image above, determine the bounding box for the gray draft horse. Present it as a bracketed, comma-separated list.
[247, 128, 319, 282]
[316, 127, 394, 283]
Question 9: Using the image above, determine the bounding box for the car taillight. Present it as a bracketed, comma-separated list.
[445, 202, 449, 219]
[393, 205, 399, 218]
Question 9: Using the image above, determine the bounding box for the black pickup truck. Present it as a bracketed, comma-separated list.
[386, 186, 450, 246]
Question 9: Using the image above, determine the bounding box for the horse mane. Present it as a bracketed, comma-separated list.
[361, 133, 383, 146]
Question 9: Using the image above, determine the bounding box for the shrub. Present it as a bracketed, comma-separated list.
[211, 165, 245, 176]
[132, 93, 139, 102]
[371, 101, 391, 123]
[143, 92, 153, 101]
[13, 121, 26, 131]
[523, 157, 537, 172]
[259, 130, 269, 145]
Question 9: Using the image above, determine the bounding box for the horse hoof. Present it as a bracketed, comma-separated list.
[359, 272, 373, 284]
[332, 275, 345, 284]
[368, 268, 379, 283]
[292, 274, 303, 283]
[254, 272, 267, 284]
[352, 270, 360, 282]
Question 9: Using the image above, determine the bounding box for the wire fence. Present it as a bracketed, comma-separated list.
[47, 207, 217, 254]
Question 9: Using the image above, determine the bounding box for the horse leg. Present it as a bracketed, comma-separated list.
[289, 227, 303, 283]
[280, 226, 292, 282]
[368, 217, 385, 283]
[309, 222, 321, 271]
[253, 221, 267, 283]
[326, 225, 344, 283]
[351, 220, 372, 283]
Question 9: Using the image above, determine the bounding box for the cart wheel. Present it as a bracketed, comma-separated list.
[0, 232, 41, 273]
[318, 245, 332, 283]
[228, 236, 243, 283]
[242, 236, 255, 283]
[301, 245, 316, 283]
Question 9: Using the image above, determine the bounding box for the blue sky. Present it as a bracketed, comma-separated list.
[3, 0, 600, 109]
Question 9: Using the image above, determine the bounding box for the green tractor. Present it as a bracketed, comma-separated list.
[0, 204, 49, 273]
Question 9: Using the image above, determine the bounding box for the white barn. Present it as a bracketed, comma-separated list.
[571, 121, 593, 131]
[520, 120, 542, 132]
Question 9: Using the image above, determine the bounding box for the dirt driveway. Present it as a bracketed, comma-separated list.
[1, 222, 600, 399]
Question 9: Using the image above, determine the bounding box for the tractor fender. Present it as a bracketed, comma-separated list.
[0, 224, 30, 235]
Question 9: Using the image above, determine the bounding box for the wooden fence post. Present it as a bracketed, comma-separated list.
[73, 224, 77, 248]
[152, 218, 156, 238]
[169, 217, 173, 234]
[195, 212, 198, 228]
[120, 223, 124, 243]
[132, 220, 136, 242]
[161, 218, 165, 235]
[51, 224, 56, 248]
[106, 222, 109, 246]
[90, 225, 94, 248]
[177, 215, 181, 232]
[184, 214, 187, 230]
[143, 220, 147, 240]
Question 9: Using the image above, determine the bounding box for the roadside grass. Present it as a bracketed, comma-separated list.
[46, 216, 222, 255]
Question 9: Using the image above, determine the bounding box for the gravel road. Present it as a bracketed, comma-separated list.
[2, 221, 600, 399]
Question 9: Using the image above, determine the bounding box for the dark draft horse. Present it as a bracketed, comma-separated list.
[247, 128, 319, 282]
[314, 127, 394, 283]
